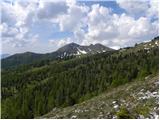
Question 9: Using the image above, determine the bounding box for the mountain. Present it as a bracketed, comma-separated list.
[1, 36, 159, 119]
[56, 43, 113, 58]
[1, 54, 10, 59]
[1, 52, 45, 69]
[1, 43, 114, 69]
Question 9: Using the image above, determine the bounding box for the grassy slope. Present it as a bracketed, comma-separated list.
[40, 74, 159, 119]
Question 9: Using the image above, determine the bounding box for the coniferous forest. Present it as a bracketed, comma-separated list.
[1, 37, 159, 118]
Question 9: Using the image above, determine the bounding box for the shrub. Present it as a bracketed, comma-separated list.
[116, 106, 133, 119]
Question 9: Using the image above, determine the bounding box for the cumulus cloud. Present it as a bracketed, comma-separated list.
[1, 1, 39, 49]
[37, 1, 68, 20]
[49, 38, 72, 48]
[2, 30, 37, 49]
[117, 0, 159, 19]
[78, 1, 159, 48]
[81, 4, 118, 45]
[1, 0, 159, 54]
[147, 0, 159, 19]
[117, 0, 149, 18]
[58, 1, 89, 31]
[1, 2, 25, 25]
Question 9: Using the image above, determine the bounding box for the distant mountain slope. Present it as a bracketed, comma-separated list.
[56, 43, 113, 58]
[1, 43, 113, 69]
[40, 75, 159, 119]
[1, 52, 45, 69]
[1, 54, 10, 59]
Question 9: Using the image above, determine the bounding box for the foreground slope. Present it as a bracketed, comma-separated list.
[41, 75, 159, 119]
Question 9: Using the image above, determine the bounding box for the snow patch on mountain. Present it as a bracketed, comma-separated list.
[77, 48, 87, 54]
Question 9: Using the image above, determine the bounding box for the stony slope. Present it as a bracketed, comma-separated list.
[40, 74, 159, 119]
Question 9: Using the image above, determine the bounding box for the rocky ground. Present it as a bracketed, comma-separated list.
[40, 74, 159, 119]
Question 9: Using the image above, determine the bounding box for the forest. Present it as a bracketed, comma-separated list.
[1, 38, 159, 118]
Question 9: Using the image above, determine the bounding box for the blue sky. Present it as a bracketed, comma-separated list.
[1, 0, 159, 54]
[79, 1, 126, 14]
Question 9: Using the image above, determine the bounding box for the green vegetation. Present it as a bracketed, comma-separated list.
[1, 38, 159, 118]
[116, 106, 132, 119]
[40, 75, 158, 119]
[134, 105, 150, 117]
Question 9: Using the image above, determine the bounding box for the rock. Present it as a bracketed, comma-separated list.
[139, 115, 145, 119]
[71, 115, 77, 119]
[113, 104, 119, 109]
[112, 101, 117, 104]
[74, 109, 81, 113]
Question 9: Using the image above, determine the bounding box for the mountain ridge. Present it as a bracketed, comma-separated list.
[56, 42, 113, 57]
[1, 43, 114, 69]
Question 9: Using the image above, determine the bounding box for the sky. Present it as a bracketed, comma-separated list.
[1, 0, 159, 54]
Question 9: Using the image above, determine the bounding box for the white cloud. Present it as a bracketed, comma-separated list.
[147, 0, 159, 19]
[80, 4, 118, 45]
[49, 38, 72, 48]
[117, 0, 149, 17]
[37, 1, 68, 20]
[1, 1, 38, 48]
[79, 2, 158, 48]
[117, 0, 159, 19]
[128, 17, 157, 38]
[1, 0, 159, 54]
[74, 28, 85, 44]
[2, 31, 38, 48]
[81, 4, 118, 45]
[110, 46, 120, 50]
[1, 1, 33, 26]
[58, 2, 89, 31]
[0, 23, 9, 35]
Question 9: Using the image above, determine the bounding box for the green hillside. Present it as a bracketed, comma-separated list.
[1, 37, 159, 118]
